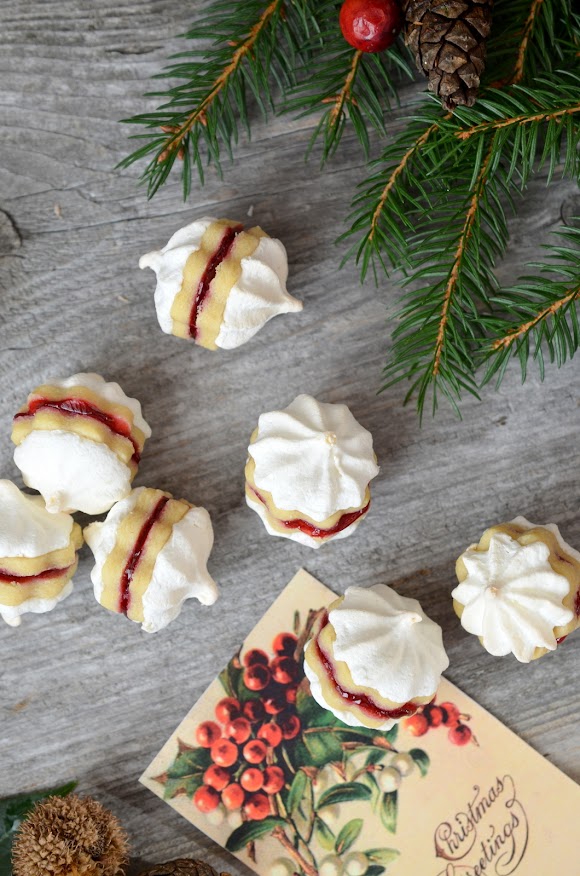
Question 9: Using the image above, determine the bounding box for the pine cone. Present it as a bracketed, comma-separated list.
[403, 0, 493, 109]
[139, 861, 230, 876]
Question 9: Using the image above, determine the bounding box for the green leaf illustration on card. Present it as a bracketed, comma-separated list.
[409, 749, 430, 778]
[335, 818, 363, 855]
[317, 782, 372, 809]
[366, 848, 401, 866]
[226, 817, 287, 852]
[314, 816, 336, 851]
[365, 749, 386, 767]
[292, 773, 315, 843]
[0, 782, 77, 876]
[166, 748, 211, 778]
[380, 791, 398, 834]
[365, 865, 386, 876]
[286, 770, 308, 815]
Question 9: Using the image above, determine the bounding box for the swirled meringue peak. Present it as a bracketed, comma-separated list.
[304, 584, 449, 730]
[0, 480, 83, 627]
[249, 394, 379, 522]
[453, 517, 579, 663]
[12, 372, 151, 515]
[139, 217, 302, 350]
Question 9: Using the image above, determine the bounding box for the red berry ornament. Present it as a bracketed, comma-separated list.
[244, 792, 271, 821]
[194, 785, 220, 813]
[210, 737, 239, 768]
[449, 724, 472, 746]
[196, 720, 222, 748]
[262, 765, 285, 795]
[404, 713, 429, 737]
[339, 0, 402, 53]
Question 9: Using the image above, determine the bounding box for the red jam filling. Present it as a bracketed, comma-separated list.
[0, 564, 72, 584]
[118, 496, 169, 615]
[575, 588, 580, 617]
[314, 612, 421, 721]
[249, 486, 370, 539]
[15, 397, 141, 464]
[190, 223, 243, 339]
[556, 635, 568, 645]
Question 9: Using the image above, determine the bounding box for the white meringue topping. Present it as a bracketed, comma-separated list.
[139, 218, 302, 348]
[453, 517, 575, 663]
[248, 394, 379, 521]
[85, 487, 218, 633]
[328, 584, 449, 703]
[13, 372, 151, 515]
[0, 480, 74, 557]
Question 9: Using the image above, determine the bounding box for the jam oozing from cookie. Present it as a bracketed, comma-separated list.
[15, 397, 141, 463]
[0, 564, 73, 584]
[190, 224, 243, 338]
[249, 486, 370, 539]
[315, 612, 420, 720]
[118, 496, 169, 614]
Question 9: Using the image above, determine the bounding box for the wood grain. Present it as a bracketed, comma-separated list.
[0, 2, 578, 873]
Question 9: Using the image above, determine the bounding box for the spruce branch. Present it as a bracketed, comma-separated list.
[432, 139, 496, 380]
[285, 3, 414, 163]
[344, 61, 580, 415]
[119, 0, 307, 197]
[482, 224, 580, 386]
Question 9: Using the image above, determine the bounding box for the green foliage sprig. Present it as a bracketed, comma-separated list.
[345, 0, 580, 416]
[121, 0, 580, 418]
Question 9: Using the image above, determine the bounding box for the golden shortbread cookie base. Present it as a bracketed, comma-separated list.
[100, 489, 190, 623]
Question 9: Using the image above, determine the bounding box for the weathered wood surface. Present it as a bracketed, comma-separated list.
[0, 1, 579, 872]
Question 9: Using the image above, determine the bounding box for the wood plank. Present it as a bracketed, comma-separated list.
[0, 2, 578, 872]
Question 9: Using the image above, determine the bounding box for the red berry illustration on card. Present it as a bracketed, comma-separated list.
[152, 613, 435, 872]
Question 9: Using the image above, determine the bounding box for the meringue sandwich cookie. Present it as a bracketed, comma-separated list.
[12, 372, 151, 515]
[304, 585, 449, 731]
[85, 487, 218, 633]
[0, 481, 83, 627]
[245, 394, 379, 549]
[139, 216, 302, 350]
[453, 516, 580, 663]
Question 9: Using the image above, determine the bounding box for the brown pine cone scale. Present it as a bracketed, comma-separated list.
[404, 0, 493, 109]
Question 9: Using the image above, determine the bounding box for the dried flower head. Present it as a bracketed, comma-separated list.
[12, 793, 128, 876]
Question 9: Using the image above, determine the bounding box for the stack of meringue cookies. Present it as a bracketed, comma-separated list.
[2, 216, 579, 733]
